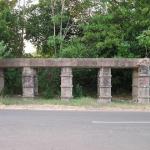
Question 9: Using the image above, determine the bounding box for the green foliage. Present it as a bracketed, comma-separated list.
[74, 83, 83, 98]
[25, 0, 93, 57]
[137, 29, 150, 57]
[38, 68, 60, 99]
[61, 0, 150, 58]
[112, 69, 132, 95]
[81, 14, 123, 57]
[4, 69, 22, 95]
[117, 42, 134, 58]
[51, 14, 69, 26]
[47, 36, 64, 57]
[60, 39, 87, 58]
[0, 41, 9, 58]
[73, 69, 97, 97]
[0, 0, 24, 57]
[25, 0, 69, 56]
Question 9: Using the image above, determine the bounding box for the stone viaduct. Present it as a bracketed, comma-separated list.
[0, 58, 150, 104]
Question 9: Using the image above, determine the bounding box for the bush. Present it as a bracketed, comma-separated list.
[38, 68, 60, 99]
[0, 41, 9, 58]
[74, 83, 83, 98]
[4, 68, 22, 95]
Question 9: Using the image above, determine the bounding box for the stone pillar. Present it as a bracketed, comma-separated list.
[33, 69, 38, 96]
[22, 67, 38, 98]
[0, 69, 4, 94]
[61, 67, 73, 101]
[137, 65, 150, 103]
[97, 67, 112, 103]
[132, 69, 138, 102]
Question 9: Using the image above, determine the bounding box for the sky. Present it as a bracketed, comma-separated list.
[17, 0, 39, 54]
[17, 0, 39, 7]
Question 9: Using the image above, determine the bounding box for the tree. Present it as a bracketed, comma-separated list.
[0, 0, 24, 57]
[108, 0, 150, 57]
[0, 41, 10, 58]
[61, 0, 150, 58]
[137, 29, 150, 57]
[25, 0, 92, 57]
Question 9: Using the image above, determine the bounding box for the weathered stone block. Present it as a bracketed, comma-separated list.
[97, 68, 112, 103]
[23, 88, 35, 98]
[22, 67, 38, 98]
[137, 65, 150, 103]
[61, 67, 73, 101]
[34, 74, 38, 96]
[0, 69, 4, 94]
[132, 69, 138, 102]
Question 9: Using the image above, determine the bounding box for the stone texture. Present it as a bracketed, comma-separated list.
[0, 58, 149, 68]
[22, 67, 38, 98]
[33, 69, 38, 96]
[132, 69, 138, 102]
[0, 69, 4, 94]
[137, 65, 150, 103]
[97, 68, 112, 103]
[61, 67, 73, 101]
[1, 58, 150, 103]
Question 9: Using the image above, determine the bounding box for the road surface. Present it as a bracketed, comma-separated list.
[0, 110, 150, 150]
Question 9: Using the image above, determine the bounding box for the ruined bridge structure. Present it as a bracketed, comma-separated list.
[0, 58, 150, 104]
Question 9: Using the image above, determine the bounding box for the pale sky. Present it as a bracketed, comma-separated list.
[24, 40, 37, 54]
[17, 0, 39, 7]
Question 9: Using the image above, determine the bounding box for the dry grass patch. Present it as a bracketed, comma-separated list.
[0, 97, 150, 111]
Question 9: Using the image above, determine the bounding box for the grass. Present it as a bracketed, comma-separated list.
[0, 97, 98, 106]
[0, 96, 150, 111]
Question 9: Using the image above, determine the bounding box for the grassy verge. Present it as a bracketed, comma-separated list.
[0, 96, 150, 111]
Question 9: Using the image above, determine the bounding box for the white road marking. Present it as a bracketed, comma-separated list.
[92, 121, 150, 124]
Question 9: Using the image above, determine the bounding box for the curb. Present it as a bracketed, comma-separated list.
[0, 105, 150, 112]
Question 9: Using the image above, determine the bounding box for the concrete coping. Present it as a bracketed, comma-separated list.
[0, 58, 149, 68]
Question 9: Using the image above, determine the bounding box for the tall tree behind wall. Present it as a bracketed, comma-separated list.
[60, 0, 150, 58]
[0, 0, 25, 96]
[0, 0, 24, 57]
[25, 0, 92, 57]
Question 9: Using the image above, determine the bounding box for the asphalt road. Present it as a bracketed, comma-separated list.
[0, 110, 150, 150]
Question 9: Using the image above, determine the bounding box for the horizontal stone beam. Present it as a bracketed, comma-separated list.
[0, 58, 149, 68]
